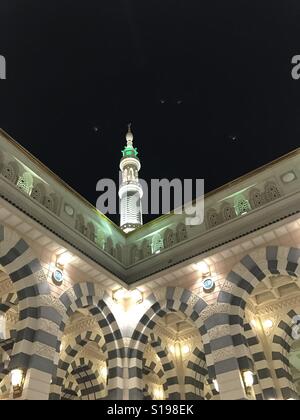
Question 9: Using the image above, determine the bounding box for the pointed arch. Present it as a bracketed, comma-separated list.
[0, 292, 18, 315]
[49, 282, 125, 400]
[184, 346, 208, 400]
[215, 246, 300, 400]
[127, 286, 208, 399]
[271, 309, 300, 400]
[64, 357, 104, 400]
[243, 321, 276, 400]
[55, 330, 107, 399]
[145, 332, 179, 399]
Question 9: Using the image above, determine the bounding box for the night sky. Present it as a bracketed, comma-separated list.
[0, 1, 300, 224]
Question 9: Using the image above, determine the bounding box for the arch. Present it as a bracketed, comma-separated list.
[249, 188, 265, 209]
[61, 380, 80, 400]
[271, 310, 300, 400]
[220, 202, 236, 222]
[115, 244, 123, 263]
[216, 246, 300, 399]
[127, 287, 208, 399]
[205, 208, 220, 229]
[0, 292, 18, 315]
[151, 234, 164, 255]
[1, 161, 20, 185]
[105, 236, 114, 256]
[30, 182, 46, 204]
[145, 332, 179, 399]
[141, 239, 151, 258]
[95, 229, 105, 250]
[164, 228, 176, 249]
[44, 192, 59, 214]
[0, 224, 58, 398]
[176, 223, 187, 242]
[17, 172, 33, 195]
[86, 222, 96, 242]
[75, 214, 85, 234]
[184, 346, 208, 400]
[49, 282, 124, 400]
[64, 357, 104, 400]
[234, 195, 251, 216]
[243, 321, 276, 400]
[130, 245, 140, 265]
[264, 181, 281, 203]
[55, 330, 107, 399]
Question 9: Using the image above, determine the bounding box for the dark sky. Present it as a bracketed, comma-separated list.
[0, 1, 300, 224]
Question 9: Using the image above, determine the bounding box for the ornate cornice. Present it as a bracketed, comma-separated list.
[64, 316, 98, 336]
[254, 295, 300, 316]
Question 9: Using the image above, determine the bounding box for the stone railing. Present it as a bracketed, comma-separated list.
[0, 129, 126, 267]
[126, 148, 300, 267]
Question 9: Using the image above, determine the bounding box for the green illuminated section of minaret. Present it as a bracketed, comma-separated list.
[121, 146, 139, 158]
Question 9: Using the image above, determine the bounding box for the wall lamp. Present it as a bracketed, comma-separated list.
[100, 365, 108, 382]
[242, 370, 254, 395]
[212, 379, 220, 393]
[112, 288, 143, 304]
[56, 252, 73, 269]
[196, 261, 210, 276]
[11, 368, 26, 398]
[52, 252, 73, 285]
[153, 385, 164, 400]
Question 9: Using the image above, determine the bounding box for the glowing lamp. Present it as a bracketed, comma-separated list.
[100, 366, 108, 380]
[196, 261, 210, 275]
[129, 288, 143, 304]
[264, 319, 273, 329]
[56, 252, 73, 268]
[251, 319, 257, 328]
[153, 386, 164, 400]
[11, 368, 26, 398]
[212, 379, 219, 393]
[242, 370, 254, 388]
[113, 288, 127, 302]
[112, 288, 143, 304]
[182, 344, 190, 355]
[169, 345, 175, 354]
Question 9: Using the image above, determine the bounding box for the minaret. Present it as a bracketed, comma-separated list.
[119, 124, 143, 233]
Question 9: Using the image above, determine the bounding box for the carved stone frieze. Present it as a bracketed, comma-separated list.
[200, 303, 232, 322]
[255, 295, 300, 316]
[64, 316, 98, 336]
[33, 343, 56, 360]
[39, 295, 66, 317]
